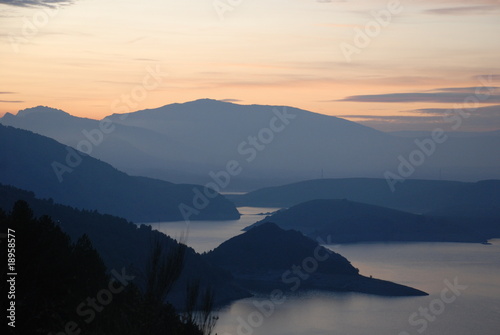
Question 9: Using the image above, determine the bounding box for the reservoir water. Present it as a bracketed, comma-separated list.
[142, 208, 500, 335]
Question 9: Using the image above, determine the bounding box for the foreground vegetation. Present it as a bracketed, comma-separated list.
[1, 201, 217, 335]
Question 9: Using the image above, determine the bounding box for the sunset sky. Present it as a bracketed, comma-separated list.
[1, 0, 499, 131]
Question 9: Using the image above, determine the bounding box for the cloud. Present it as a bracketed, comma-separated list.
[343, 115, 441, 123]
[342, 105, 500, 132]
[95, 80, 148, 86]
[314, 0, 349, 3]
[341, 114, 443, 132]
[0, 90, 22, 103]
[338, 87, 500, 104]
[133, 58, 161, 62]
[472, 74, 500, 82]
[0, 0, 74, 7]
[316, 23, 358, 28]
[412, 104, 500, 117]
[424, 5, 500, 15]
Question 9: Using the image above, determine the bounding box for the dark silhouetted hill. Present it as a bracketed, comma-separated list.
[206, 222, 357, 274]
[0, 183, 249, 307]
[230, 178, 500, 215]
[204, 222, 427, 297]
[243, 199, 499, 243]
[0, 200, 222, 334]
[0, 124, 239, 222]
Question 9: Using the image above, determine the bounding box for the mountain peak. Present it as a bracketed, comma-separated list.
[246, 221, 282, 234]
[16, 106, 69, 118]
[186, 98, 239, 106]
[204, 219, 359, 276]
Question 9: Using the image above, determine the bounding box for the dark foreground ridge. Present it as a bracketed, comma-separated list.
[0, 183, 249, 308]
[204, 222, 428, 297]
[0, 183, 426, 316]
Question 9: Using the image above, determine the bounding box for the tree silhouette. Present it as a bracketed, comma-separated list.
[1, 201, 217, 335]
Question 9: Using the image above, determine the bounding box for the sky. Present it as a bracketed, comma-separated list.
[0, 0, 499, 132]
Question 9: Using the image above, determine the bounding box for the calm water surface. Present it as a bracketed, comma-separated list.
[142, 207, 280, 253]
[142, 209, 500, 335]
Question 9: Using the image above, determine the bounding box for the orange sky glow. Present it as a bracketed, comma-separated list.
[1, 0, 499, 131]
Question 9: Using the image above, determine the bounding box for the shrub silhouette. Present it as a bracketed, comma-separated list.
[1, 201, 217, 335]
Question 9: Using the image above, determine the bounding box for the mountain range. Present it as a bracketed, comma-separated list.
[0, 124, 239, 222]
[2, 99, 499, 190]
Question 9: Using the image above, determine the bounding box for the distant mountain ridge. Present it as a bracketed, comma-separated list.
[229, 178, 500, 214]
[3, 99, 498, 189]
[9, 105, 69, 117]
[0, 124, 239, 222]
[243, 199, 500, 243]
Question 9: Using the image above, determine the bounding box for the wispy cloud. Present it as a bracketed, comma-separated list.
[338, 87, 500, 103]
[424, 5, 500, 15]
[316, 23, 358, 28]
[133, 58, 161, 62]
[473, 74, 500, 82]
[343, 115, 441, 122]
[95, 80, 148, 86]
[1, 90, 24, 103]
[412, 104, 500, 116]
[0, 0, 74, 7]
[427, 87, 499, 93]
[343, 105, 500, 132]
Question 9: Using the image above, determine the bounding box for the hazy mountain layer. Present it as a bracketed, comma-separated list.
[2, 100, 499, 190]
[0, 125, 239, 222]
